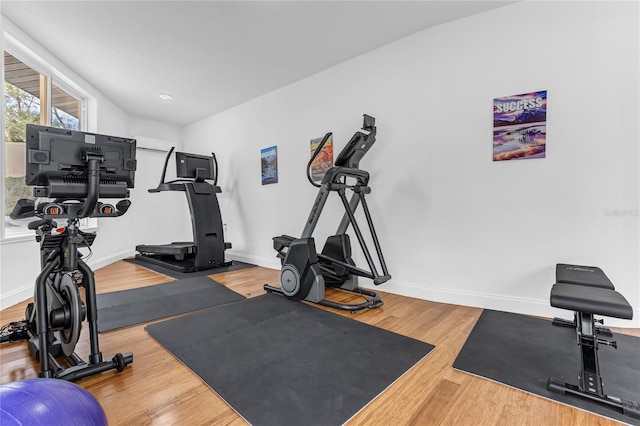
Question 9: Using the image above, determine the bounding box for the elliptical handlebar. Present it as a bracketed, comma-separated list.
[212, 152, 218, 187]
[307, 132, 333, 188]
[160, 146, 176, 185]
[149, 146, 177, 193]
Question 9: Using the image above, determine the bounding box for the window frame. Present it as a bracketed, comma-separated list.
[2, 38, 94, 242]
[51, 77, 87, 132]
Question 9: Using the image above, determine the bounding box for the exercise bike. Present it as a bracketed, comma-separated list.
[0, 125, 136, 381]
[264, 114, 391, 311]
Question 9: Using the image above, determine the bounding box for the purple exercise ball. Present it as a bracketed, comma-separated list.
[0, 378, 107, 425]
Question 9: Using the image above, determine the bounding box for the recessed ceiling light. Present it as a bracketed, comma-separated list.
[159, 93, 174, 101]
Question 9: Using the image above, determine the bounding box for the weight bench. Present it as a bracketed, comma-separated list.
[552, 263, 615, 336]
[547, 282, 640, 419]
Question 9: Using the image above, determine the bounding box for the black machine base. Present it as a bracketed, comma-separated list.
[135, 252, 232, 273]
[136, 242, 196, 258]
[547, 378, 640, 419]
[2, 323, 133, 382]
[34, 339, 133, 382]
[264, 283, 383, 312]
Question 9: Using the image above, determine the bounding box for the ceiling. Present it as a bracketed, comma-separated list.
[2, 1, 514, 127]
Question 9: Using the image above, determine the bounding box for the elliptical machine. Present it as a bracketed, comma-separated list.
[0, 125, 135, 381]
[264, 114, 391, 311]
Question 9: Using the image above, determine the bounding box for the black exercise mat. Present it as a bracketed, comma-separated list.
[97, 276, 246, 332]
[124, 257, 254, 279]
[146, 293, 435, 426]
[453, 309, 640, 425]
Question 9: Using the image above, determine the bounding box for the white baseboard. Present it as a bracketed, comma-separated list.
[0, 285, 33, 311]
[0, 249, 137, 311]
[4, 251, 638, 328]
[367, 278, 640, 329]
[86, 249, 137, 271]
[229, 253, 639, 328]
[226, 251, 281, 270]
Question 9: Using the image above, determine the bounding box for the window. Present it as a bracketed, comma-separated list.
[52, 82, 81, 130]
[3, 49, 86, 238]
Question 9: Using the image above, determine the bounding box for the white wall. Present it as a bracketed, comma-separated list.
[0, 91, 133, 308]
[87, 117, 185, 270]
[126, 116, 189, 255]
[0, 17, 183, 308]
[183, 1, 639, 327]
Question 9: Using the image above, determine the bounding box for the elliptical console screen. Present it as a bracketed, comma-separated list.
[334, 114, 376, 168]
[175, 152, 215, 180]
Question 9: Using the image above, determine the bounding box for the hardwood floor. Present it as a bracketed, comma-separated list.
[0, 260, 637, 425]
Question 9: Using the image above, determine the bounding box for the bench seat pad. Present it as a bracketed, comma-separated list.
[550, 283, 633, 319]
[556, 263, 615, 289]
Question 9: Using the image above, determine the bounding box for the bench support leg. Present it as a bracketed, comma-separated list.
[548, 312, 640, 419]
[577, 313, 603, 395]
[552, 312, 613, 337]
